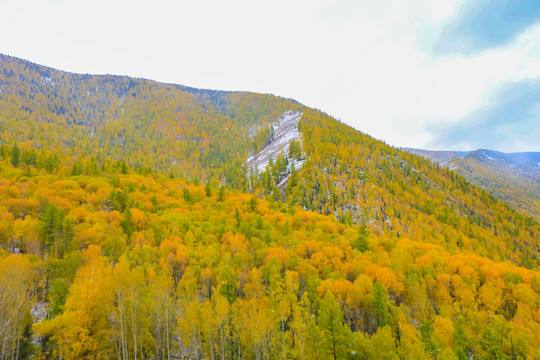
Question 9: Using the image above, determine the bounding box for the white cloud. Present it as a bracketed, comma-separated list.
[1, 0, 539, 150]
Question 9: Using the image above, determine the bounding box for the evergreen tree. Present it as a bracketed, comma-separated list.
[183, 187, 191, 202]
[60, 218, 74, 257]
[453, 316, 473, 360]
[249, 195, 258, 212]
[120, 161, 128, 174]
[478, 318, 512, 360]
[318, 291, 352, 360]
[205, 181, 212, 197]
[217, 185, 225, 202]
[10, 143, 20, 167]
[353, 226, 370, 252]
[234, 207, 241, 226]
[120, 208, 134, 239]
[420, 320, 439, 360]
[39, 203, 59, 256]
[371, 282, 390, 333]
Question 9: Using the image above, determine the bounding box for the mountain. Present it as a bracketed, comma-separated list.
[1, 155, 539, 359]
[406, 148, 540, 221]
[403, 148, 468, 164]
[0, 53, 299, 186]
[0, 54, 540, 359]
[1, 53, 540, 268]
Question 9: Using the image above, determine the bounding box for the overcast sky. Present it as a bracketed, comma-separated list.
[1, 0, 540, 152]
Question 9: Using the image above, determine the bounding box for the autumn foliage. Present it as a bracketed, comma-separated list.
[0, 157, 538, 359]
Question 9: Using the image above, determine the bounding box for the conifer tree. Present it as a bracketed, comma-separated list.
[10, 144, 20, 167]
[318, 291, 352, 360]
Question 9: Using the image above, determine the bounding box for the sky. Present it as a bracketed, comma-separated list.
[1, 0, 540, 152]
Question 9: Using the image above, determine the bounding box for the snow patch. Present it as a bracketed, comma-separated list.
[277, 175, 289, 189]
[42, 76, 55, 87]
[484, 152, 495, 161]
[246, 111, 303, 172]
[32, 301, 48, 322]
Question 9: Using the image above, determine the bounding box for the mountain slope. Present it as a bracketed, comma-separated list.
[0, 158, 539, 359]
[1, 54, 540, 270]
[406, 148, 540, 221]
[0, 53, 300, 185]
[403, 148, 468, 164]
[1, 54, 540, 359]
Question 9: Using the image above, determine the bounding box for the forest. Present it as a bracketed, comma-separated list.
[0, 54, 540, 359]
[0, 151, 539, 359]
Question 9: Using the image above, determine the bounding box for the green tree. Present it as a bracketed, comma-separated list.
[420, 320, 439, 360]
[39, 203, 60, 256]
[217, 185, 225, 202]
[478, 318, 512, 360]
[120, 208, 134, 239]
[318, 291, 352, 360]
[453, 316, 473, 360]
[249, 195, 258, 212]
[120, 161, 128, 174]
[369, 326, 399, 360]
[353, 226, 370, 252]
[183, 187, 191, 202]
[371, 282, 390, 332]
[60, 218, 74, 257]
[205, 181, 212, 197]
[10, 143, 20, 167]
[49, 278, 70, 317]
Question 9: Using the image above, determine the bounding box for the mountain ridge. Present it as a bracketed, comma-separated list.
[1, 54, 539, 270]
[406, 148, 540, 221]
[1, 54, 540, 359]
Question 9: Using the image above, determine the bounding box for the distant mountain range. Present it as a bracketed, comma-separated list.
[405, 148, 540, 221]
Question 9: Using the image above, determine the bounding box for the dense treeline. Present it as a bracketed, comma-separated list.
[446, 154, 540, 222]
[0, 158, 539, 359]
[250, 109, 540, 269]
[1, 54, 540, 358]
[0, 54, 299, 186]
[1, 54, 539, 271]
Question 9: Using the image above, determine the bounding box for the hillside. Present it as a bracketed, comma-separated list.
[0, 53, 300, 186]
[406, 148, 540, 221]
[0, 53, 539, 358]
[403, 148, 468, 165]
[0, 158, 539, 359]
[1, 54, 540, 272]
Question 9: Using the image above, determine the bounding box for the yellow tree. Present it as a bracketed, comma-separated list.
[37, 246, 114, 359]
[0, 254, 35, 360]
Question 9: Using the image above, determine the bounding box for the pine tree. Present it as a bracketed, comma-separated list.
[249, 195, 258, 212]
[420, 320, 439, 360]
[453, 316, 473, 360]
[217, 185, 225, 202]
[205, 181, 212, 197]
[478, 318, 511, 360]
[318, 291, 352, 360]
[10, 143, 20, 167]
[39, 203, 59, 256]
[61, 218, 74, 257]
[120, 208, 134, 239]
[353, 226, 370, 252]
[183, 187, 191, 202]
[371, 282, 390, 332]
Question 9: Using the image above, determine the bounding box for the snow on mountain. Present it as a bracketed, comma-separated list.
[405, 147, 540, 221]
[246, 111, 303, 172]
